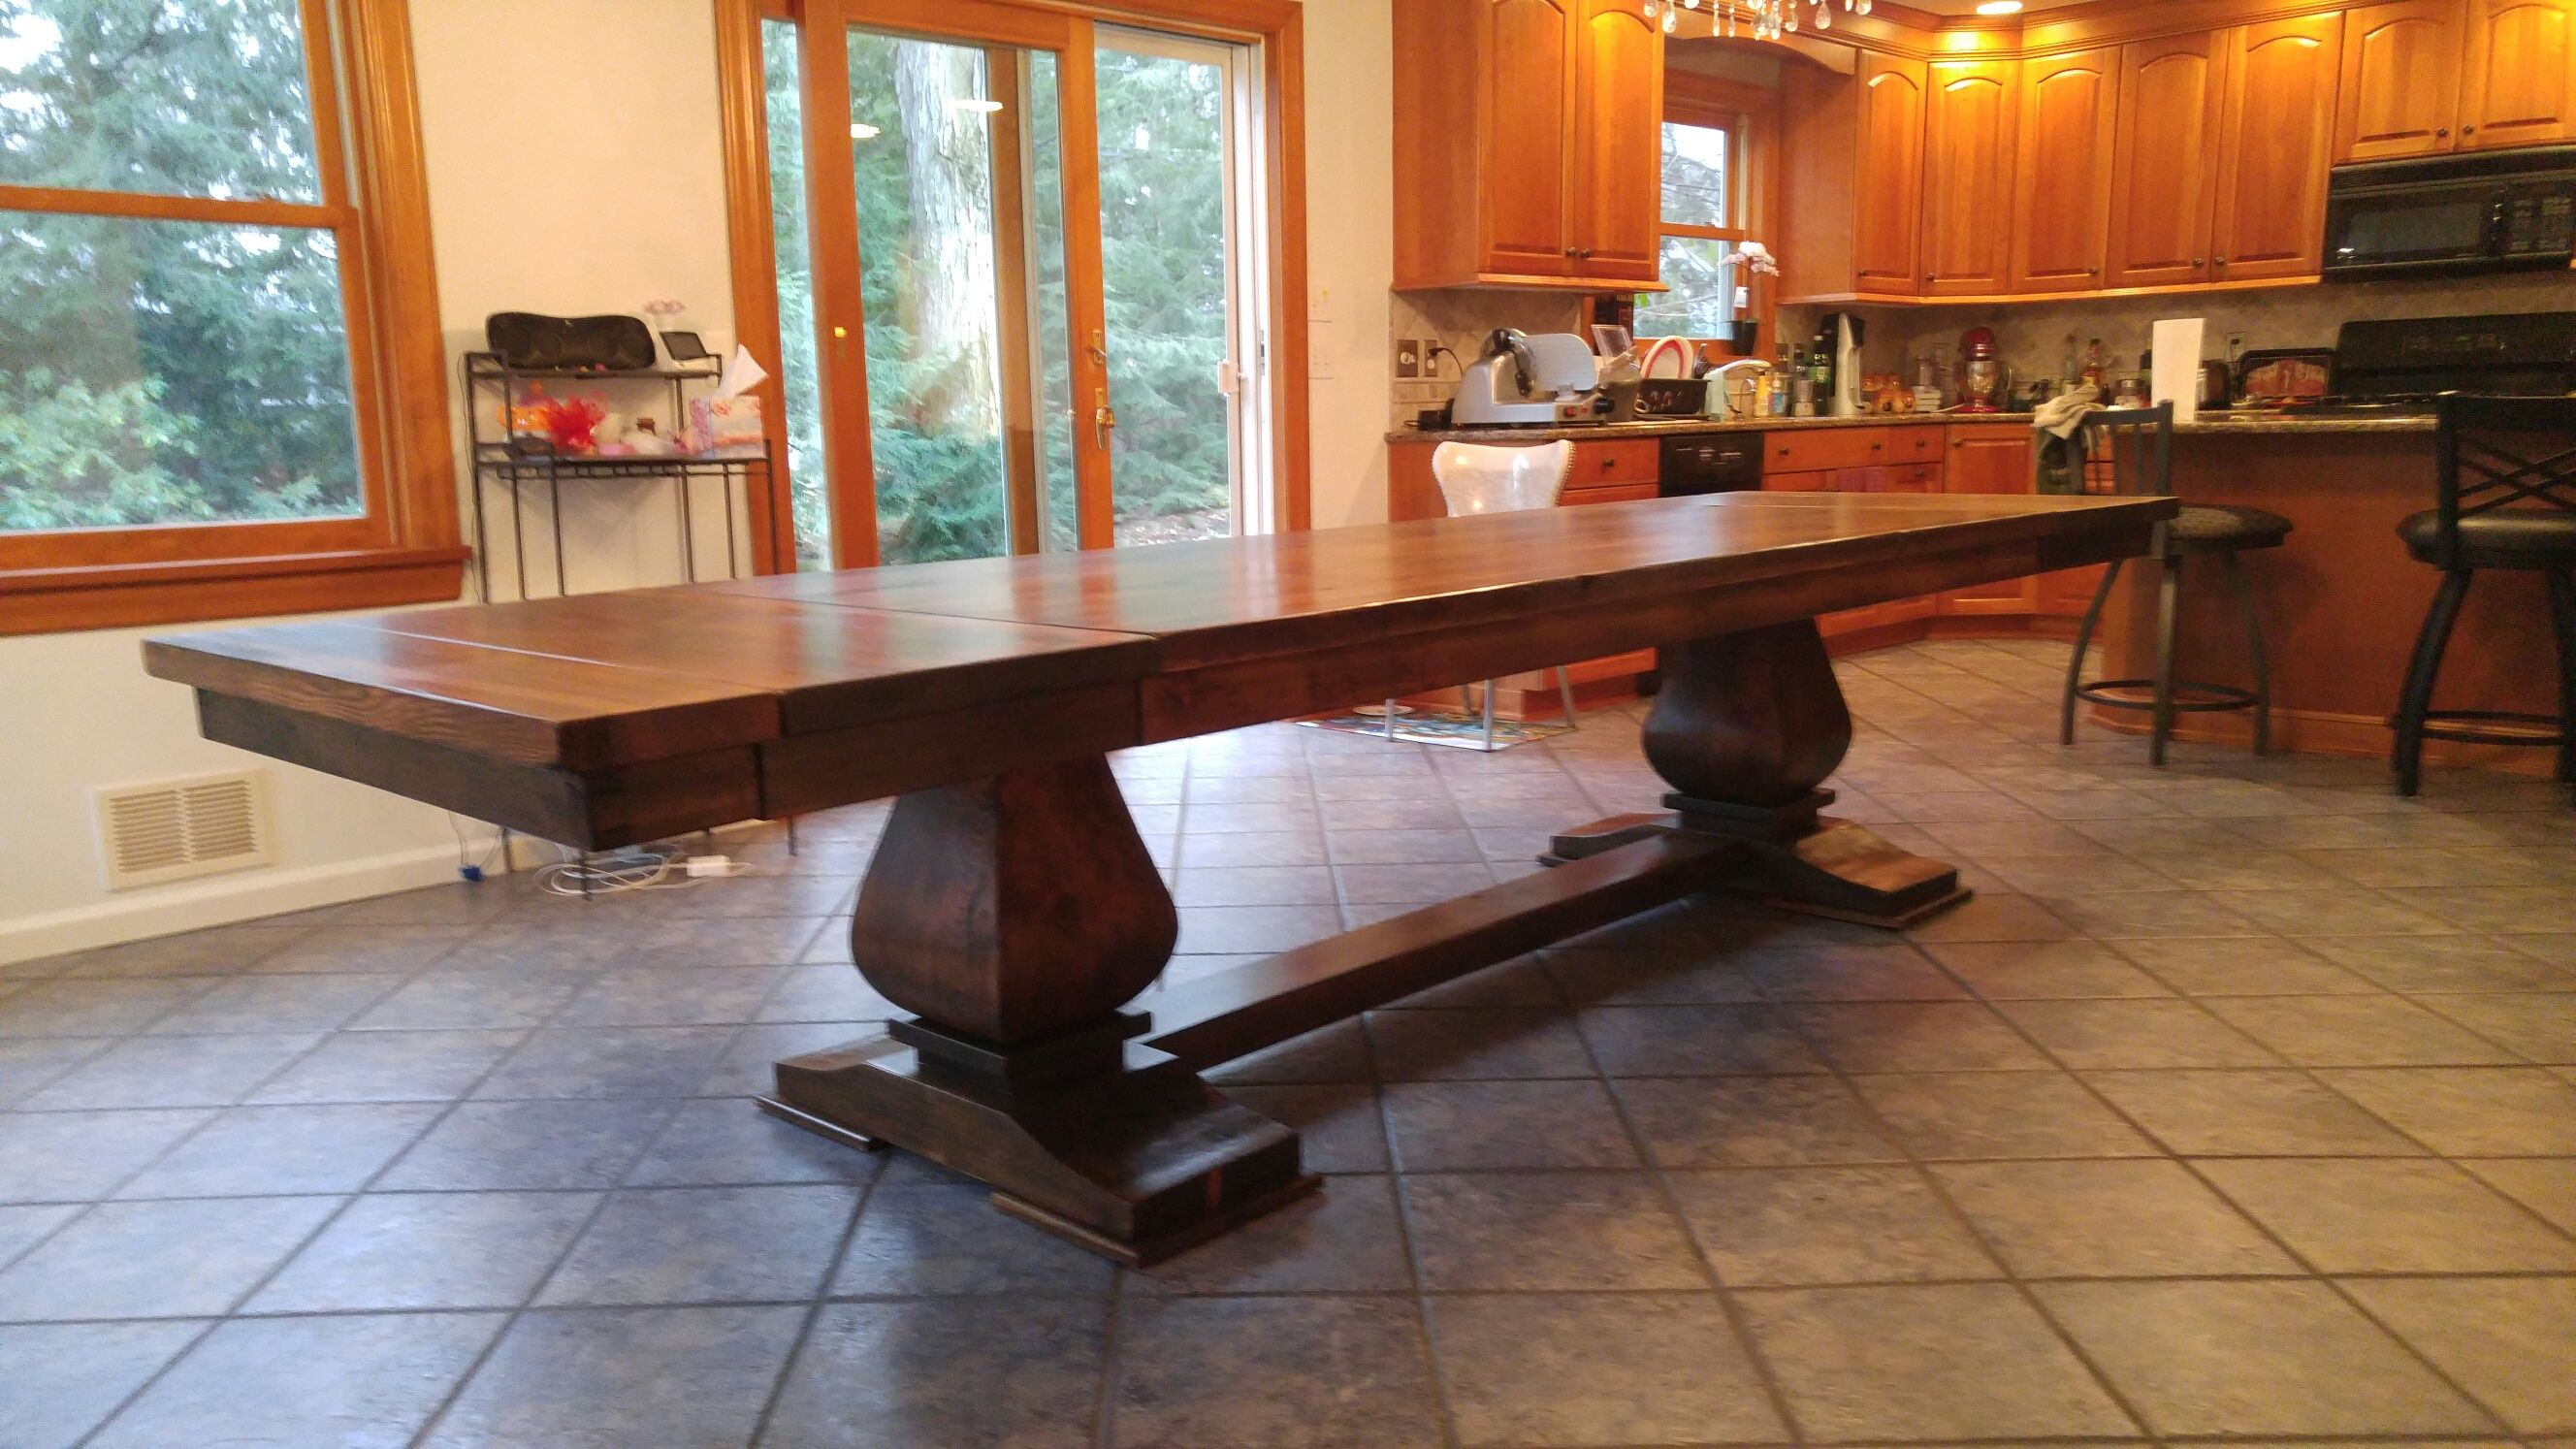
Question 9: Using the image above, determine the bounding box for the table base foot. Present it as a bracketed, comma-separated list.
[1546, 803, 1970, 931]
[769, 1033, 1311, 1267]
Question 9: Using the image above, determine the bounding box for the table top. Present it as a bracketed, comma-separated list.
[144, 492, 2170, 836]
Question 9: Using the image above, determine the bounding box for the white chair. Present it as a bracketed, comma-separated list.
[1384, 440, 1583, 749]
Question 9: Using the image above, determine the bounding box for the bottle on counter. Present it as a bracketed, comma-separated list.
[2060, 334, 2081, 392]
[2080, 338, 2108, 394]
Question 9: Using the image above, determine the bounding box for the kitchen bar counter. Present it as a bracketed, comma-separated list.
[1395, 412, 2435, 446]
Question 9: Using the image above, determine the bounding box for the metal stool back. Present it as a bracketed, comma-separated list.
[2056, 402, 2279, 764]
[2391, 395, 2576, 793]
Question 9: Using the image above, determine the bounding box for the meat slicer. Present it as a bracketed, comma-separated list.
[1452, 329, 1600, 427]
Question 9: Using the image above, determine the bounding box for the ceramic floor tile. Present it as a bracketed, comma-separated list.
[88, 1310, 502, 1449]
[2107, 937, 2377, 996]
[2318, 1065, 2576, 1154]
[2084, 1070, 2431, 1156]
[551, 965, 782, 1026]
[249, 926, 470, 975]
[0, 1203, 77, 1267]
[2302, 935, 2576, 994]
[17, 1032, 323, 1111]
[0, 1038, 101, 1109]
[2459, 1157, 2576, 1236]
[374, 1098, 677, 1191]
[344, 971, 584, 1032]
[1380, 1078, 1639, 1171]
[1669, 1166, 1998, 1286]
[1127, 1175, 1414, 1295]
[2342, 1275, 2576, 1434]
[763, 1297, 1108, 1449]
[2420, 991, 2576, 1062]
[0, 1195, 340, 1320]
[1931, 1159, 2299, 1277]
[0, 1108, 213, 1203]
[1997, 997, 2281, 1069]
[1922, 939, 2174, 1000]
[469, 1026, 735, 1100]
[113, 1102, 441, 1198]
[1426, 1293, 1787, 1447]
[2036, 1279, 2499, 1436]
[247, 1190, 601, 1312]
[1614, 1075, 1904, 1167]
[536, 1182, 860, 1304]
[422, 1304, 806, 1448]
[1853, 1071, 2159, 1159]
[244, 1028, 527, 1104]
[2204, 994, 2526, 1067]
[1368, 1007, 1597, 1080]
[1576, 1004, 1828, 1077]
[1222, 1082, 1390, 1173]
[832, 1183, 1113, 1297]
[1400, 1171, 1705, 1292]
[1109, 1296, 1442, 1449]
[0, 1320, 208, 1449]
[1736, 1282, 2137, 1440]
[0, 978, 214, 1037]
[1787, 1001, 2057, 1073]
[2198, 1157, 2576, 1272]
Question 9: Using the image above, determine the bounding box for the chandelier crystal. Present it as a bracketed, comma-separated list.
[1643, 0, 1872, 42]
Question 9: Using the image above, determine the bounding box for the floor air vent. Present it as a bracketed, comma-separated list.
[94, 770, 274, 890]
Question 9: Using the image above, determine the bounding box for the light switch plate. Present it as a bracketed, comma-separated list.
[1395, 338, 1423, 379]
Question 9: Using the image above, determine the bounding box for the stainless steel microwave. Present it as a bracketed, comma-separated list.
[2324, 146, 2576, 279]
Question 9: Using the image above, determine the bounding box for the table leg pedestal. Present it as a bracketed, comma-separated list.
[757, 757, 1316, 1267]
[1550, 621, 1969, 929]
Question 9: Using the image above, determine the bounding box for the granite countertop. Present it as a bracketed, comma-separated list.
[1391, 411, 2436, 444]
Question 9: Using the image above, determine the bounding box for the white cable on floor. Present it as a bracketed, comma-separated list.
[532, 844, 750, 898]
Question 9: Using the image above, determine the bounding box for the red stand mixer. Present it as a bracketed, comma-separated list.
[1956, 326, 2006, 413]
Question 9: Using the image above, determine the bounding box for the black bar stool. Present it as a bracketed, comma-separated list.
[2391, 395, 2576, 796]
[2058, 402, 2294, 766]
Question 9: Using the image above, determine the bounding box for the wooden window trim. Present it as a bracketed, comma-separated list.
[0, 0, 463, 637]
[1647, 72, 1780, 359]
[714, 0, 1310, 565]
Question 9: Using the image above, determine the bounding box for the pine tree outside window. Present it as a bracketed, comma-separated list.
[0, 0, 459, 634]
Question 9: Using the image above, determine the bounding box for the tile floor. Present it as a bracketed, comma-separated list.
[2, 636, 2572, 1448]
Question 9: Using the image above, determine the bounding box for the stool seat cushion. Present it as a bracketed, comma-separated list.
[2171, 503, 2294, 551]
[2400, 509, 2576, 570]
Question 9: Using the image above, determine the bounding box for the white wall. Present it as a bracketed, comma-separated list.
[1, 0, 1401, 963]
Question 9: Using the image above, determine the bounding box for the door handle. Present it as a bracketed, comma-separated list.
[1094, 389, 1119, 450]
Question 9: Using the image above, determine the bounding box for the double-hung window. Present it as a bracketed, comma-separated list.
[0, 0, 456, 634]
[1634, 75, 1770, 354]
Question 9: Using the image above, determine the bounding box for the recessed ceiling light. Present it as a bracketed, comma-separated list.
[1974, 1, 2023, 13]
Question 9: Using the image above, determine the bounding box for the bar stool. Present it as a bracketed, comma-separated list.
[1383, 441, 1581, 749]
[2059, 402, 2293, 765]
[2391, 395, 2576, 796]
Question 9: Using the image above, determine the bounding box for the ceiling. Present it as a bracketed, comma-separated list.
[1901, 0, 2101, 13]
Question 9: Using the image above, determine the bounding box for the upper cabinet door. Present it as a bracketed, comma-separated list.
[2010, 49, 2119, 293]
[1921, 58, 2020, 295]
[2337, 0, 2466, 161]
[1479, 0, 1575, 277]
[2462, 0, 2575, 150]
[1565, 0, 1662, 283]
[2213, 15, 2344, 281]
[2107, 31, 2227, 288]
[1852, 53, 1927, 297]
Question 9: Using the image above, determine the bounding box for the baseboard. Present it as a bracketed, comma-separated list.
[0, 844, 479, 968]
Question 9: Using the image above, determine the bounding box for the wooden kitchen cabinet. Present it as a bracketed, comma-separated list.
[1393, 0, 1664, 291]
[1922, 58, 2021, 296]
[2108, 31, 2230, 289]
[1781, 51, 1925, 300]
[2212, 14, 2345, 282]
[2337, 0, 2467, 161]
[1940, 425, 2041, 616]
[2012, 48, 2120, 293]
[2462, 0, 2576, 150]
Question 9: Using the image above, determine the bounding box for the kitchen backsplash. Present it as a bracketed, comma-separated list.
[1388, 289, 1586, 430]
[1779, 270, 2576, 388]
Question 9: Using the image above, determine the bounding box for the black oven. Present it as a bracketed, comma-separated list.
[2325, 145, 2576, 280]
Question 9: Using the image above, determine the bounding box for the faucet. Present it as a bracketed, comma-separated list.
[1707, 359, 1773, 418]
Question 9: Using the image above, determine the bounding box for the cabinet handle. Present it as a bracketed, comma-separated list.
[2193, 258, 2205, 269]
[2463, 124, 2478, 135]
[2437, 127, 2451, 138]
[1869, 441, 1883, 451]
[2214, 256, 2229, 267]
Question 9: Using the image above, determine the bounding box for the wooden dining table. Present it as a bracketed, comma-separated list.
[145, 489, 2171, 1263]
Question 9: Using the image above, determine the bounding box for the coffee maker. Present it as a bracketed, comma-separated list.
[1815, 312, 1866, 417]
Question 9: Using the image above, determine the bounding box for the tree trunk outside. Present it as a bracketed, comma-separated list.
[892, 41, 1001, 439]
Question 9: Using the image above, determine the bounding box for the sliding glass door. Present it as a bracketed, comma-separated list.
[757, 0, 1276, 569]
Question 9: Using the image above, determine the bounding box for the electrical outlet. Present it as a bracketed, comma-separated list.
[1395, 338, 1422, 379]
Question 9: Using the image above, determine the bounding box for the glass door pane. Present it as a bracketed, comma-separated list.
[1095, 28, 1253, 545]
[758, 18, 833, 571]
[847, 26, 1073, 564]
